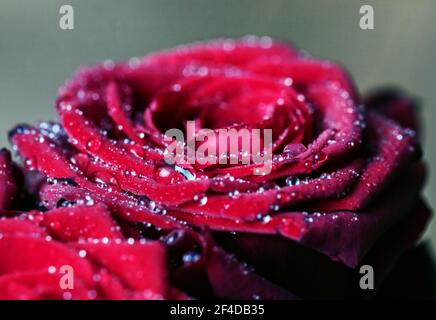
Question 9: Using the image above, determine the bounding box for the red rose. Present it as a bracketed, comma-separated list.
[1, 37, 432, 299]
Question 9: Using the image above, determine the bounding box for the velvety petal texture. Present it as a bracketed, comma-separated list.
[0, 37, 432, 299]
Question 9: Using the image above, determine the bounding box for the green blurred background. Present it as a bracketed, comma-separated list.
[0, 0, 435, 250]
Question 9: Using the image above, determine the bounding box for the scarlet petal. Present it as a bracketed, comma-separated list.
[9, 127, 76, 179]
[39, 183, 182, 229]
[145, 37, 298, 68]
[180, 161, 361, 220]
[0, 218, 47, 237]
[0, 235, 94, 283]
[36, 204, 123, 241]
[0, 270, 90, 300]
[74, 241, 167, 299]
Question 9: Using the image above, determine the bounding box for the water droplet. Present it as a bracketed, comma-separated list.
[77, 89, 86, 100]
[270, 204, 280, 211]
[222, 40, 236, 51]
[228, 190, 240, 198]
[199, 196, 208, 206]
[304, 160, 311, 168]
[87, 138, 102, 152]
[286, 176, 300, 186]
[85, 195, 95, 206]
[173, 165, 196, 180]
[297, 94, 305, 102]
[172, 83, 181, 92]
[158, 167, 170, 178]
[320, 173, 331, 180]
[92, 274, 101, 282]
[103, 59, 115, 70]
[128, 57, 140, 68]
[63, 292, 72, 300]
[182, 252, 201, 264]
[48, 266, 56, 274]
[87, 290, 98, 300]
[164, 233, 179, 245]
[129, 145, 145, 158]
[276, 98, 285, 106]
[283, 77, 293, 87]
[149, 200, 156, 210]
[93, 171, 121, 190]
[24, 157, 38, 170]
[256, 213, 271, 223]
[49, 221, 60, 230]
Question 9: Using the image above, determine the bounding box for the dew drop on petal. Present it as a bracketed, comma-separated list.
[283, 77, 293, 87]
[182, 252, 201, 264]
[158, 167, 170, 178]
[286, 176, 300, 186]
[87, 290, 98, 300]
[87, 138, 102, 152]
[49, 221, 60, 230]
[199, 196, 208, 206]
[63, 292, 72, 300]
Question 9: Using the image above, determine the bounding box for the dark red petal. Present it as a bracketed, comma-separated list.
[180, 161, 361, 220]
[364, 88, 420, 135]
[312, 111, 419, 212]
[0, 149, 18, 210]
[163, 229, 297, 299]
[298, 162, 427, 267]
[205, 245, 298, 300]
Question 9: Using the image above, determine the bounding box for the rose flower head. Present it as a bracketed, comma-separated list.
[0, 37, 433, 299]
